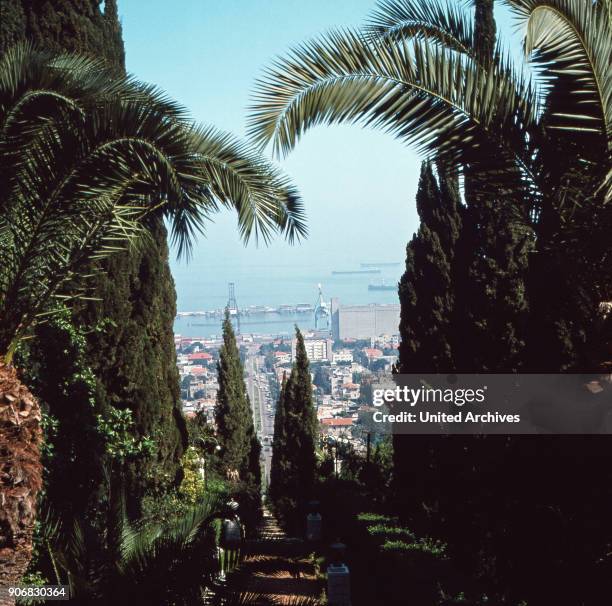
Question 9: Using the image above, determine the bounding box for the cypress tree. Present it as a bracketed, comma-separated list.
[0, 0, 189, 517]
[79, 220, 187, 514]
[474, 0, 496, 67]
[393, 0, 512, 541]
[450, 0, 531, 374]
[16, 307, 106, 528]
[214, 311, 257, 478]
[452, 195, 531, 373]
[269, 374, 287, 504]
[270, 329, 317, 529]
[285, 329, 317, 497]
[394, 162, 461, 514]
[246, 431, 262, 490]
[433, 4, 534, 593]
[398, 162, 461, 373]
[0, 0, 124, 70]
[214, 311, 261, 531]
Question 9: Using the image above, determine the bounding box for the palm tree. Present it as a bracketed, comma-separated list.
[247, 3, 610, 601]
[248, 0, 610, 371]
[248, 0, 610, 232]
[0, 43, 306, 592]
[41, 494, 231, 605]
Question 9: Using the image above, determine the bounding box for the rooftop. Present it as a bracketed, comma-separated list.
[321, 418, 354, 427]
[188, 352, 213, 361]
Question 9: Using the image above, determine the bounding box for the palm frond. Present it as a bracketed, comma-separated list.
[366, 0, 475, 55]
[188, 125, 308, 249]
[40, 494, 230, 604]
[118, 494, 225, 573]
[272, 597, 320, 606]
[599, 162, 612, 204]
[248, 29, 538, 181]
[114, 495, 227, 604]
[213, 590, 275, 605]
[0, 42, 306, 355]
[507, 0, 611, 145]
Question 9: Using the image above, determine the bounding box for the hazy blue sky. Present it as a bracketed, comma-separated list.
[118, 0, 521, 304]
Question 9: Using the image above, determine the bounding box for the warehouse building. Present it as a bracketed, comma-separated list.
[330, 298, 400, 340]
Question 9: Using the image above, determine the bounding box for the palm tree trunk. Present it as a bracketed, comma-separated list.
[0, 363, 43, 604]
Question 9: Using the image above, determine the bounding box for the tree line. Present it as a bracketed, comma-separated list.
[0, 0, 297, 598]
[0, 1, 610, 605]
[247, 0, 612, 604]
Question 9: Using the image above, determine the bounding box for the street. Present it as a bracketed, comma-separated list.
[245, 353, 275, 489]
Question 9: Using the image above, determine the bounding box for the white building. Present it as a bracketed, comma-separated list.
[332, 349, 354, 364]
[292, 337, 333, 362]
[273, 351, 292, 365]
[330, 298, 400, 340]
[371, 334, 400, 349]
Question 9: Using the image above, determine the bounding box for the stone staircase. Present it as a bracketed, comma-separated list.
[213, 508, 322, 605]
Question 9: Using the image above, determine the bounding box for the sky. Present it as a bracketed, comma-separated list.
[117, 0, 521, 304]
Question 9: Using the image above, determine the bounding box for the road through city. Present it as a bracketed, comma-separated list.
[246, 354, 275, 489]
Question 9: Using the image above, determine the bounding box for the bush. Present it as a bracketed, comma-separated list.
[356, 512, 397, 525]
[366, 524, 416, 543]
[231, 480, 262, 538]
[178, 446, 207, 504]
[345, 512, 452, 605]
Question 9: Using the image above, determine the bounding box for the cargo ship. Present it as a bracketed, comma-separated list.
[368, 281, 396, 291]
[332, 269, 381, 275]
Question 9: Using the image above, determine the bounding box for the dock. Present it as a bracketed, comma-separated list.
[176, 303, 315, 319]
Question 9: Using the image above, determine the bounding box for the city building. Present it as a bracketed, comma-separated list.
[317, 406, 334, 421]
[186, 365, 206, 377]
[331, 366, 353, 396]
[273, 351, 292, 365]
[320, 417, 355, 437]
[330, 298, 400, 340]
[332, 349, 354, 364]
[275, 367, 290, 385]
[187, 352, 213, 364]
[341, 383, 360, 400]
[371, 334, 400, 349]
[292, 337, 333, 362]
[363, 348, 383, 360]
[187, 379, 206, 399]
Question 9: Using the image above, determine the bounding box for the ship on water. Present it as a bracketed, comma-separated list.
[332, 269, 381, 275]
[368, 280, 396, 291]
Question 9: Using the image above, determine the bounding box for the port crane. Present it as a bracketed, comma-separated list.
[226, 282, 240, 334]
[314, 284, 330, 330]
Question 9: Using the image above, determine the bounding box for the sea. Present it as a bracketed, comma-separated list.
[171, 260, 402, 339]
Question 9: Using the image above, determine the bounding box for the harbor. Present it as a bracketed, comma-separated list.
[173, 263, 403, 338]
[177, 303, 316, 319]
[175, 308, 318, 338]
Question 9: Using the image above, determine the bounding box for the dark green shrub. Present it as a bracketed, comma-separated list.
[366, 524, 416, 543]
[356, 512, 397, 525]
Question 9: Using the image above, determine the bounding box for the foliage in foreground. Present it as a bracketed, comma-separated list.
[269, 328, 318, 533]
[0, 0, 190, 529]
[249, 1, 612, 604]
[214, 311, 262, 535]
[39, 494, 231, 606]
[0, 27, 306, 586]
